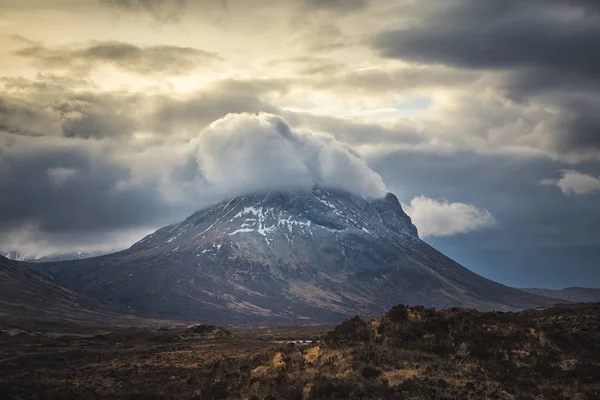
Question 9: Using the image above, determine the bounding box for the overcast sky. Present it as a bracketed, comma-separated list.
[1, 0, 599, 288]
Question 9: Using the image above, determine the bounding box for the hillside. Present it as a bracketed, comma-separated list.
[0, 256, 148, 331]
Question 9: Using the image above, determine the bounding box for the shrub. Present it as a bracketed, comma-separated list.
[387, 305, 409, 323]
[361, 365, 382, 379]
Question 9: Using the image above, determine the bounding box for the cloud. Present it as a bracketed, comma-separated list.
[289, 19, 353, 52]
[370, 0, 600, 161]
[373, 1, 600, 75]
[1, 74, 93, 94]
[369, 148, 600, 251]
[192, 112, 387, 198]
[541, 170, 600, 196]
[0, 111, 387, 254]
[15, 40, 221, 76]
[0, 91, 139, 139]
[0, 96, 59, 137]
[296, 63, 477, 96]
[281, 111, 426, 148]
[403, 196, 496, 237]
[545, 99, 600, 157]
[0, 136, 168, 234]
[303, 0, 367, 13]
[0, 0, 599, 290]
[150, 80, 282, 134]
[0, 128, 212, 255]
[103, 0, 188, 22]
[0, 76, 283, 141]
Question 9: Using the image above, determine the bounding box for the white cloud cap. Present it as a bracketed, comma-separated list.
[191, 112, 387, 198]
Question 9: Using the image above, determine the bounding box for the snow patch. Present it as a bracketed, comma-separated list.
[230, 206, 276, 243]
[229, 228, 255, 235]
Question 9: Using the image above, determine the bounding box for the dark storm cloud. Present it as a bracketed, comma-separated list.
[372, 0, 600, 160]
[378, 0, 600, 95]
[500, 67, 600, 101]
[547, 98, 600, 156]
[0, 140, 167, 234]
[373, 1, 600, 74]
[15, 40, 221, 75]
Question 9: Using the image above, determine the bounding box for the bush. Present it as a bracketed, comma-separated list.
[361, 365, 382, 379]
[387, 305, 409, 323]
[324, 316, 372, 345]
[309, 375, 363, 399]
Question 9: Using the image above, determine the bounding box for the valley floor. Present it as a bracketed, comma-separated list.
[1, 304, 599, 399]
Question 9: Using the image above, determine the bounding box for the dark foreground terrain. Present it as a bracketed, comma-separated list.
[1, 304, 599, 399]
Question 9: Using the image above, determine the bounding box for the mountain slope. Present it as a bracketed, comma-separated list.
[523, 287, 600, 303]
[0, 256, 145, 330]
[33, 187, 555, 323]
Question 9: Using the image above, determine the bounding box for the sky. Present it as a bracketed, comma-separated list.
[1, 0, 599, 289]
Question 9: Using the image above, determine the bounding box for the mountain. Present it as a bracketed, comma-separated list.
[2, 251, 30, 262]
[523, 287, 600, 303]
[2, 250, 110, 263]
[32, 187, 555, 323]
[0, 255, 143, 330]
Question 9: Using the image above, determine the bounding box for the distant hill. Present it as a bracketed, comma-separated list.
[2, 250, 111, 263]
[522, 287, 600, 303]
[0, 255, 149, 331]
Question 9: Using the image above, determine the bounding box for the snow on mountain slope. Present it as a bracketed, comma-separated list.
[33, 187, 556, 323]
[1, 250, 110, 263]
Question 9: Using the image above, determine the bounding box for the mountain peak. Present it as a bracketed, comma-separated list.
[35, 186, 553, 323]
[132, 186, 418, 253]
[372, 192, 419, 238]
